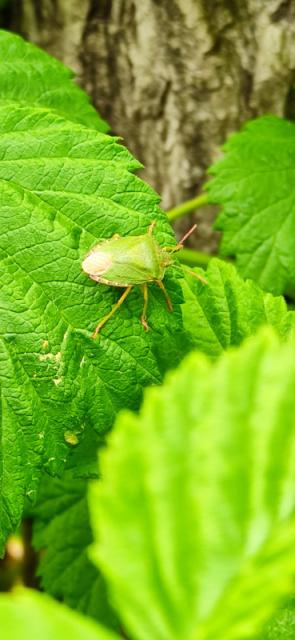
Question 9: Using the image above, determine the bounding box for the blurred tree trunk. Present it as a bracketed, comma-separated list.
[10, 0, 295, 251]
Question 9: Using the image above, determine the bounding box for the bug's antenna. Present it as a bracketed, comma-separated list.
[178, 223, 197, 246]
[164, 223, 198, 254]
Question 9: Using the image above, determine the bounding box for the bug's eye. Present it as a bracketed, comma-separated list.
[82, 251, 113, 276]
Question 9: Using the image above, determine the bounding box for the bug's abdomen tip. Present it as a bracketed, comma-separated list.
[82, 251, 113, 276]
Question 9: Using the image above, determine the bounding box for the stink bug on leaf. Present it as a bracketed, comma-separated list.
[82, 221, 206, 338]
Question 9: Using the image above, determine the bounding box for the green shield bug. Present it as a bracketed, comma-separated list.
[82, 221, 206, 337]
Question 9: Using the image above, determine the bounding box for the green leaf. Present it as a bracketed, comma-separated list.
[0, 100, 185, 552]
[181, 258, 295, 357]
[33, 472, 117, 629]
[0, 30, 108, 132]
[0, 589, 118, 640]
[207, 116, 295, 295]
[262, 599, 295, 639]
[90, 329, 295, 640]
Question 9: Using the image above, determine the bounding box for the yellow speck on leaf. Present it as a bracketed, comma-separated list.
[64, 431, 79, 446]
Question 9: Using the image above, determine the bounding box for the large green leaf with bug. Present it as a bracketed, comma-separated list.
[32, 471, 117, 629]
[207, 116, 295, 295]
[33, 264, 295, 624]
[0, 100, 186, 553]
[0, 589, 118, 640]
[181, 258, 295, 357]
[0, 30, 108, 132]
[90, 329, 295, 640]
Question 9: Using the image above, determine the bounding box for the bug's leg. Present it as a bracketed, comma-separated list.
[148, 221, 157, 235]
[140, 283, 149, 331]
[162, 244, 182, 253]
[156, 279, 173, 312]
[92, 286, 133, 338]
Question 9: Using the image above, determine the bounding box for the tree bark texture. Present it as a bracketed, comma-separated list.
[9, 0, 295, 252]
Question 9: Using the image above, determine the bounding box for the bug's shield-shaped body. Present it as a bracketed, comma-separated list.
[82, 224, 204, 337]
[82, 233, 173, 286]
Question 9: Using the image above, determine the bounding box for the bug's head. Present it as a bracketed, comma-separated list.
[166, 223, 208, 285]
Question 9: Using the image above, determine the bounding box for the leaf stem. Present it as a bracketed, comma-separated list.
[166, 193, 209, 222]
[178, 247, 212, 268]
